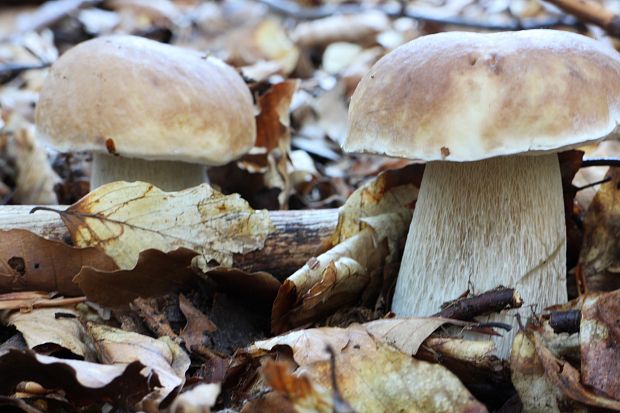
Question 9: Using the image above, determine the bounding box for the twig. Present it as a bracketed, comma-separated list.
[325, 345, 356, 413]
[581, 157, 620, 168]
[549, 309, 581, 334]
[435, 287, 523, 321]
[544, 0, 620, 37]
[257, 0, 578, 30]
[574, 176, 611, 191]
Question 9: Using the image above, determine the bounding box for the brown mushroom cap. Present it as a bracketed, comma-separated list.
[35, 35, 256, 165]
[344, 29, 620, 162]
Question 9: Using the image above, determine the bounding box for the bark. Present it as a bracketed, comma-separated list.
[0, 206, 339, 279]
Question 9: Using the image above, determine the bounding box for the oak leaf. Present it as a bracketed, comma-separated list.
[57, 181, 273, 271]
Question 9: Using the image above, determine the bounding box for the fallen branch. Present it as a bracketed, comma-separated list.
[258, 0, 578, 30]
[580, 157, 620, 168]
[549, 309, 581, 334]
[0, 62, 49, 84]
[434, 287, 523, 321]
[544, 0, 620, 37]
[0, 206, 338, 279]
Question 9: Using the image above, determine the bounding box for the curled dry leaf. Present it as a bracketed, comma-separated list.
[167, 383, 221, 413]
[511, 327, 620, 412]
[0, 349, 160, 406]
[57, 181, 273, 271]
[0, 229, 117, 296]
[253, 325, 487, 413]
[291, 11, 390, 47]
[239, 80, 299, 209]
[272, 165, 422, 333]
[228, 19, 299, 75]
[5, 121, 59, 205]
[578, 166, 620, 292]
[88, 323, 190, 404]
[74, 248, 198, 308]
[579, 290, 620, 400]
[7, 307, 95, 361]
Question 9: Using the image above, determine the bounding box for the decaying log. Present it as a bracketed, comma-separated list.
[0, 206, 339, 280]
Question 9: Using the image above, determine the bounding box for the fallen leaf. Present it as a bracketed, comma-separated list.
[7, 307, 96, 360]
[227, 19, 299, 75]
[260, 359, 331, 413]
[579, 290, 620, 400]
[88, 323, 190, 404]
[0, 229, 117, 296]
[167, 383, 221, 413]
[253, 325, 487, 413]
[57, 181, 273, 271]
[579, 166, 620, 291]
[6, 121, 59, 205]
[0, 349, 160, 406]
[511, 327, 620, 412]
[206, 266, 281, 310]
[74, 248, 198, 308]
[363, 317, 473, 356]
[291, 11, 390, 47]
[272, 165, 422, 333]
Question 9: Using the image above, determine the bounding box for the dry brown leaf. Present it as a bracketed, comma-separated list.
[3, 119, 59, 205]
[260, 359, 331, 413]
[58, 181, 273, 271]
[291, 11, 390, 47]
[579, 166, 620, 291]
[580, 290, 620, 400]
[7, 307, 95, 361]
[227, 19, 299, 75]
[74, 248, 198, 308]
[363, 317, 475, 356]
[0, 229, 117, 296]
[253, 325, 487, 413]
[205, 266, 281, 310]
[511, 327, 620, 412]
[0, 349, 159, 406]
[167, 383, 221, 413]
[0, 291, 86, 311]
[272, 165, 422, 333]
[179, 293, 217, 353]
[88, 323, 190, 404]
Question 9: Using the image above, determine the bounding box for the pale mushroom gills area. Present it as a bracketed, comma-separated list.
[392, 153, 566, 357]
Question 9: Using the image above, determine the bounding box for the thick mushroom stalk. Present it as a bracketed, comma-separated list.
[91, 153, 205, 191]
[391, 154, 567, 357]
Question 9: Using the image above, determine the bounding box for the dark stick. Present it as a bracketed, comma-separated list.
[435, 287, 523, 321]
[581, 157, 620, 168]
[549, 309, 581, 334]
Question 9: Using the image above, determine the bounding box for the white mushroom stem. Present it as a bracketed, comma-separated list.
[91, 153, 206, 191]
[391, 154, 567, 358]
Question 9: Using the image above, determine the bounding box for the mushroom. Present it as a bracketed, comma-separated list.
[344, 29, 620, 356]
[35, 35, 256, 191]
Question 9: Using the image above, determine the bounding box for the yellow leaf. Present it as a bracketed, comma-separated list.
[58, 181, 273, 270]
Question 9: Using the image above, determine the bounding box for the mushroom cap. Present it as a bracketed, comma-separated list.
[35, 35, 256, 165]
[344, 30, 620, 162]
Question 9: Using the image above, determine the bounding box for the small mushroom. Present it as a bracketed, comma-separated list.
[344, 29, 620, 357]
[35, 35, 256, 191]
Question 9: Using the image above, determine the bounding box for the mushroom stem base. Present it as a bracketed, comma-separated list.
[391, 154, 567, 358]
[91, 153, 206, 191]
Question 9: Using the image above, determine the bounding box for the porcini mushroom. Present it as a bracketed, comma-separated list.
[344, 29, 620, 356]
[35, 35, 256, 191]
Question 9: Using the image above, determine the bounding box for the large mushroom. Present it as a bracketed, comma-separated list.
[35, 35, 256, 191]
[344, 29, 620, 356]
